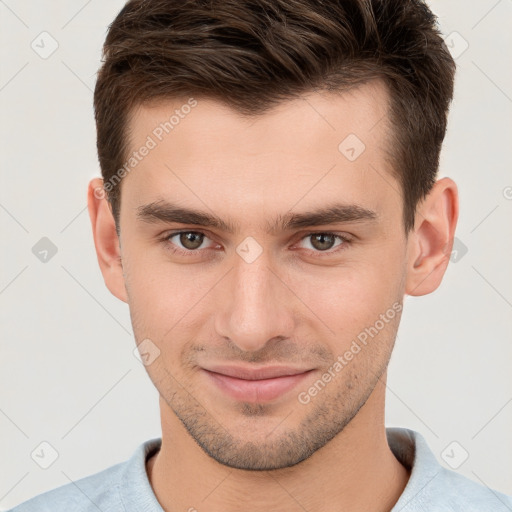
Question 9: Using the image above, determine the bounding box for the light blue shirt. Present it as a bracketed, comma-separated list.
[8, 428, 512, 511]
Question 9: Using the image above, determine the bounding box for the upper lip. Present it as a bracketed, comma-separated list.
[203, 365, 313, 381]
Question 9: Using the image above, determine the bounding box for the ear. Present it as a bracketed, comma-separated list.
[87, 178, 128, 303]
[405, 177, 459, 297]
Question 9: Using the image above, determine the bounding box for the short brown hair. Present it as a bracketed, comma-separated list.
[94, 0, 456, 232]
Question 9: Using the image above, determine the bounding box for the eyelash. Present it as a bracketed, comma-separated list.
[159, 230, 352, 258]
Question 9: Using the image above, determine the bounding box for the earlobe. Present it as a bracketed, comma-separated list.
[405, 177, 459, 297]
[87, 178, 128, 303]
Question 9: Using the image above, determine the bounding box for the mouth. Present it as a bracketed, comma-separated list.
[201, 365, 314, 403]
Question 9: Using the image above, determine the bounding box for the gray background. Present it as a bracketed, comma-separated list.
[1, 0, 511, 509]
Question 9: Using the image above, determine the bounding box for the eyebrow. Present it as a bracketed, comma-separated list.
[136, 200, 378, 235]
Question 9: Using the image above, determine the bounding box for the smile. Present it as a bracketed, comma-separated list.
[201, 365, 314, 403]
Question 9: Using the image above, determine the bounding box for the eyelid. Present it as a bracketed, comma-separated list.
[162, 230, 218, 251]
[160, 229, 353, 256]
[292, 231, 352, 255]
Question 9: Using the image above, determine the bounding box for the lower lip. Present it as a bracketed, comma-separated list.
[203, 370, 312, 403]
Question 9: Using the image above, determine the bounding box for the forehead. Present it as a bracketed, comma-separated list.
[128, 79, 391, 156]
[121, 80, 400, 229]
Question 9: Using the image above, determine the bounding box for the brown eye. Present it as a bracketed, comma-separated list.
[162, 230, 219, 257]
[178, 232, 204, 250]
[309, 233, 337, 251]
[296, 232, 349, 255]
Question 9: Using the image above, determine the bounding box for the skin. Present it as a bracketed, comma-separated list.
[87, 79, 458, 512]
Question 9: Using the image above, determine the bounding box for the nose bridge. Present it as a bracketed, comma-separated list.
[214, 251, 294, 352]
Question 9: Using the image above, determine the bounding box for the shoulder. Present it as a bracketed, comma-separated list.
[7, 460, 126, 512]
[387, 428, 512, 511]
[7, 438, 162, 512]
[427, 466, 512, 511]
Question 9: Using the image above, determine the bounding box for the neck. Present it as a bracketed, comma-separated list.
[147, 378, 410, 512]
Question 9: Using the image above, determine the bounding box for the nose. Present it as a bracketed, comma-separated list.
[214, 252, 295, 353]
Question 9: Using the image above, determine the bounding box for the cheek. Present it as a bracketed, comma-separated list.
[287, 253, 404, 342]
[122, 248, 220, 349]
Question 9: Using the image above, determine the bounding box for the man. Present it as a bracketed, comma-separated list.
[9, 0, 512, 511]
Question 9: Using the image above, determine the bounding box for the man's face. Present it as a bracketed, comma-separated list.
[117, 81, 410, 470]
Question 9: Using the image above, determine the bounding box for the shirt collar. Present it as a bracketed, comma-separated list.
[118, 428, 442, 511]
